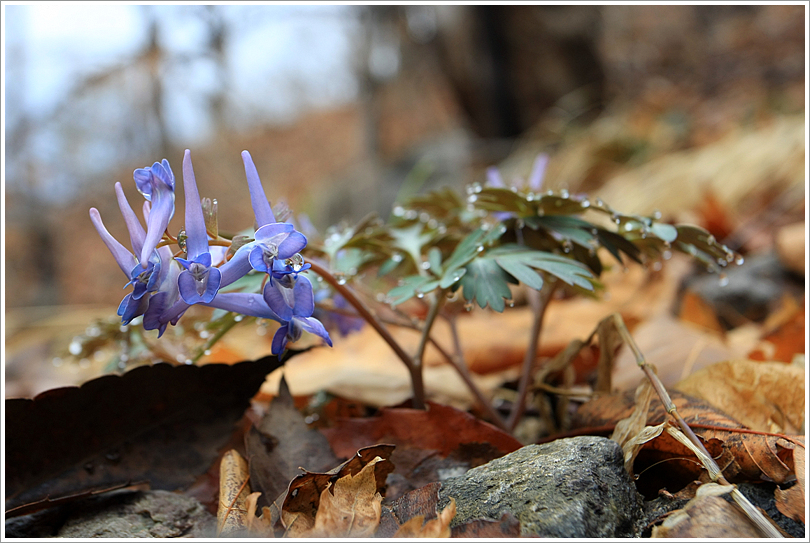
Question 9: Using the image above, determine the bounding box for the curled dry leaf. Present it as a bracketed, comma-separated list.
[217, 450, 251, 536]
[289, 456, 385, 538]
[774, 440, 805, 524]
[576, 389, 803, 486]
[281, 444, 395, 536]
[675, 359, 805, 434]
[393, 498, 456, 538]
[245, 492, 275, 537]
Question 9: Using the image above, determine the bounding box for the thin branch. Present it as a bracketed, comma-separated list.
[306, 260, 423, 407]
[611, 313, 783, 538]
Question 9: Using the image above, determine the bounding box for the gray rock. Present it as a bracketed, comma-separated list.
[438, 436, 643, 537]
[55, 490, 216, 538]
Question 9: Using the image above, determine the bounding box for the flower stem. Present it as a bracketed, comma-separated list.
[506, 280, 557, 432]
[306, 260, 425, 408]
[446, 314, 509, 431]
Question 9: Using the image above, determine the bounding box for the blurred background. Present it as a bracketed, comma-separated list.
[4, 4, 806, 396]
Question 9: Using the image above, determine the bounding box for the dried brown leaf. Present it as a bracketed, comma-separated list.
[245, 492, 275, 537]
[281, 444, 394, 535]
[217, 450, 251, 536]
[775, 441, 805, 524]
[675, 359, 805, 434]
[651, 491, 775, 538]
[294, 457, 384, 538]
[393, 498, 455, 538]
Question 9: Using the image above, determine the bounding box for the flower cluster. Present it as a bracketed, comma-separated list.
[89, 150, 331, 355]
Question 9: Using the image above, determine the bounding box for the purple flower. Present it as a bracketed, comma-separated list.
[175, 150, 222, 304]
[242, 150, 275, 227]
[248, 222, 307, 275]
[132, 159, 175, 266]
[263, 275, 331, 354]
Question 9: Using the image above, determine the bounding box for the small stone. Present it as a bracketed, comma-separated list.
[438, 436, 643, 537]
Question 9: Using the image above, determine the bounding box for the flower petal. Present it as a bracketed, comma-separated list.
[242, 150, 275, 227]
[182, 149, 209, 259]
[254, 222, 294, 241]
[291, 275, 315, 317]
[486, 166, 504, 188]
[295, 316, 333, 347]
[140, 179, 175, 265]
[219, 244, 253, 287]
[90, 208, 139, 276]
[277, 231, 307, 260]
[271, 324, 289, 355]
[263, 280, 295, 322]
[114, 182, 146, 258]
[528, 154, 548, 192]
[202, 292, 282, 321]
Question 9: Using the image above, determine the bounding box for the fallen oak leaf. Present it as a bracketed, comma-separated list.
[674, 359, 805, 434]
[304, 456, 385, 537]
[393, 497, 455, 538]
[281, 444, 395, 535]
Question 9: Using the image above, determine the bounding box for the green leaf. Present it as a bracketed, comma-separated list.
[650, 223, 678, 243]
[427, 247, 443, 276]
[390, 223, 433, 267]
[387, 275, 432, 306]
[489, 246, 596, 291]
[460, 258, 513, 312]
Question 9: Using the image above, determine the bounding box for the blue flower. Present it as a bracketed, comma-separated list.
[175, 150, 222, 304]
[248, 222, 308, 275]
[132, 159, 175, 266]
[263, 274, 331, 354]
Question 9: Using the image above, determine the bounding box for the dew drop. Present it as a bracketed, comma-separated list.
[416, 290, 425, 299]
[562, 240, 573, 253]
[510, 186, 518, 193]
[473, 183, 483, 194]
[337, 277, 347, 285]
[419, 212, 430, 223]
[69, 339, 82, 356]
[376, 293, 386, 302]
[580, 199, 590, 208]
[467, 195, 478, 204]
[393, 206, 405, 217]
[405, 210, 418, 220]
[420, 261, 431, 270]
[427, 219, 438, 229]
[735, 255, 745, 265]
[184, 359, 193, 365]
[119, 325, 129, 333]
[508, 301, 515, 308]
[234, 315, 244, 322]
[464, 302, 473, 311]
[476, 245, 484, 253]
[391, 253, 403, 263]
[516, 218, 525, 230]
[595, 198, 604, 208]
[526, 193, 535, 201]
[560, 189, 569, 199]
[718, 273, 729, 287]
[611, 213, 621, 224]
[465, 185, 475, 195]
[176, 354, 186, 362]
[203, 349, 212, 356]
[652, 209, 662, 220]
[706, 234, 716, 245]
[437, 225, 447, 234]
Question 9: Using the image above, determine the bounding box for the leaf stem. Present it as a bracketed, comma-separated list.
[506, 280, 557, 431]
[306, 260, 424, 408]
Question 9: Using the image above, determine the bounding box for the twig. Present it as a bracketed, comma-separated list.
[611, 313, 783, 538]
[506, 280, 557, 431]
[307, 260, 424, 409]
